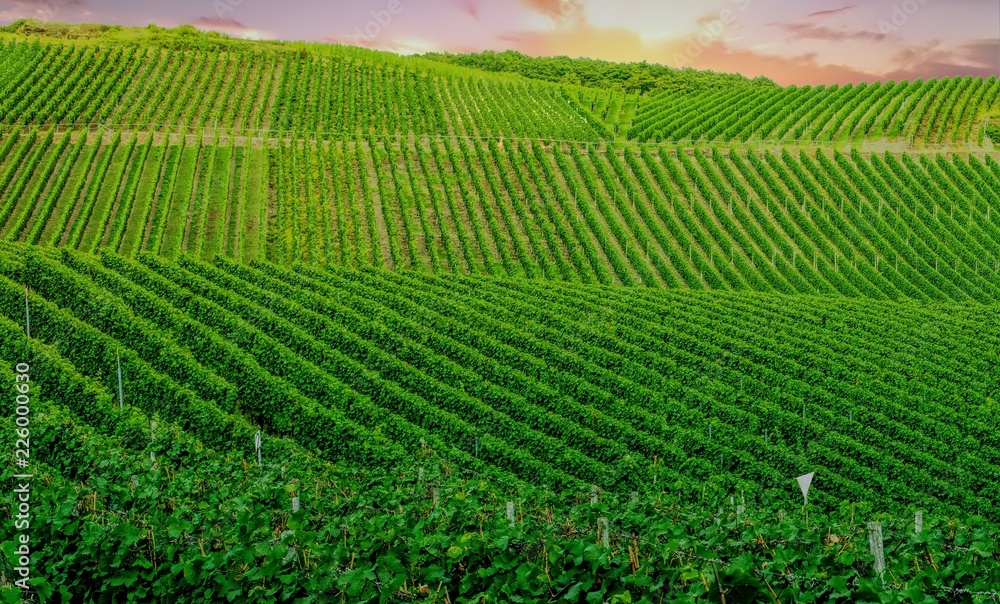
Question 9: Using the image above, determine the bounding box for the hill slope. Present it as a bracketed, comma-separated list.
[4, 127, 1000, 304]
[2, 245, 999, 515]
[3, 244, 1000, 598]
[629, 77, 1000, 144]
[0, 38, 607, 140]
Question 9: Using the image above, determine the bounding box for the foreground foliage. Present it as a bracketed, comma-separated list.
[2, 405, 998, 602]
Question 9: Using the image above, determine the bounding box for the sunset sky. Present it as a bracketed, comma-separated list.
[1, 0, 997, 85]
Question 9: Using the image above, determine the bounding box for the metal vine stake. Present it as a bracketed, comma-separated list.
[255, 430, 262, 466]
[24, 286, 30, 338]
[116, 347, 124, 410]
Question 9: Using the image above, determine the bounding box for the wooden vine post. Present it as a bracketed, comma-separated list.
[867, 521, 885, 578]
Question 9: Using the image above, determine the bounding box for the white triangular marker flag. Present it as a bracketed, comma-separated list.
[797, 472, 814, 503]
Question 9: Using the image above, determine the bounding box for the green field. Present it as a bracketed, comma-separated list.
[2, 20, 1000, 602]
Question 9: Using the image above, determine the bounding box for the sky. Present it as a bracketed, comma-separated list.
[1, 0, 997, 85]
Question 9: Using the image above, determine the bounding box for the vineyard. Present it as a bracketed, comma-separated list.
[264, 137, 1000, 302]
[2, 21, 1000, 602]
[627, 76, 1000, 144]
[4, 126, 1000, 305]
[0, 128, 267, 262]
[2, 245, 1000, 599]
[0, 39, 605, 141]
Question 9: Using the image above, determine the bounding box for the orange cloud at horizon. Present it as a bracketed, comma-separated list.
[484, 13, 997, 86]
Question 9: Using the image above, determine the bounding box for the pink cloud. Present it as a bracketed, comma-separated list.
[454, 0, 481, 21]
[773, 22, 888, 43]
[805, 5, 857, 19]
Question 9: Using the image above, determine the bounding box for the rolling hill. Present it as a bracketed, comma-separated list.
[4, 243, 1000, 599]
